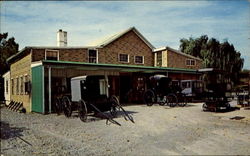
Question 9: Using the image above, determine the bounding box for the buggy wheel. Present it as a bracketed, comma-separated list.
[110, 95, 119, 117]
[166, 94, 178, 107]
[143, 90, 155, 106]
[78, 100, 87, 122]
[54, 97, 62, 115]
[62, 96, 72, 117]
[178, 94, 187, 107]
[202, 103, 208, 111]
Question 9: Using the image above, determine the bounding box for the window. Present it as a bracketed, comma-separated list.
[11, 79, 14, 95]
[45, 50, 59, 61]
[119, 54, 129, 63]
[20, 76, 24, 94]
[135, 56, 144, 64]
[16, 77, 19, 95]
[88, 50, 98, 63]
[186, 59, 196, 66]
[191, 60, 195, 66]
[24, 75, 30, 94]
[6, 80, 8, 94]
[156, 52, 162, 66]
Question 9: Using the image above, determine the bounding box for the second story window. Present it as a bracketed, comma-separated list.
[119, 54, 129, 63]
[88, 50, 98, 63]
[156, 52, 162, 66]
[45, 50, 59, 61]
[135, 56, 144, 64]
[186, 59, 196, 66]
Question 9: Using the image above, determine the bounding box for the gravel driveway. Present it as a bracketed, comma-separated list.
[1, 103, 250, 155]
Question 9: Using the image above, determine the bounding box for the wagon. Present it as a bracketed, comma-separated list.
[143, 75, 187, 107]
[56, 75, 134, 125]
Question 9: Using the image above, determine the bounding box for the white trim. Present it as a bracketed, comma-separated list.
[118, 53, 130, 63]
[134, 56, 144, 64]
[45, 49, 59, 61]
[88, 49, 98, 63]
[2, 71, 10, 77]
[42, 66, 45, 114]
[31, 61, 43, 68]
[186, 59, 196, 66]
[91, 27, 155, 50]
[153, 46, 202, 61]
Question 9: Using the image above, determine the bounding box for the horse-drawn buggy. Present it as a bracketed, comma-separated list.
[200, 68, 232, 112]
[143, 75, 187, 107]
[54, 75, 134, 125]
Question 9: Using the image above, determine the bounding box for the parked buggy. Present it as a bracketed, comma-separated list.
[200, 68, 232, 112]
[143, 75, 187, 107]
[55, 75, 134, 125]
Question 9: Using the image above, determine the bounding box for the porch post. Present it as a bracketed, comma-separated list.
[48, 67, 52, 113]
[104, 72, 109, 97]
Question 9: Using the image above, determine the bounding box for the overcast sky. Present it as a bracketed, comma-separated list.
[1, 1, 249, 69]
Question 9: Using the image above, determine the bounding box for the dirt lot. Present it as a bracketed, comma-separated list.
[1, 103, 250, 155]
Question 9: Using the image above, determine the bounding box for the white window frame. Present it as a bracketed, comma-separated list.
[134, 56, 144, 64]
[24, 74, 29, 95]
[186, 59, 196, 66]
[16, 77, 19, 95]
[20, 76, 24, 95]
[11, 78, 14, 95]
[118, 53, 129, 63]
[88, 49, 98, 63]
[45, 49, 59, 61]
[6, 80, 8, 94]
[191, 59, 196, 66]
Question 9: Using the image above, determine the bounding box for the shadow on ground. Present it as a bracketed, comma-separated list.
[0, 121, 28, 140]
[59, 110, 137, 124]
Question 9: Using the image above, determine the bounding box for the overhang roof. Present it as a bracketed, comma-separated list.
[87, 27, 155, 50]
[153, 46, 202, 61]
[40, 60, 200, 74]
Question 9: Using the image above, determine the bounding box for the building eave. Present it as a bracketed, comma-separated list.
[153, 46, 202, 61]
[41, 60, 201, 74]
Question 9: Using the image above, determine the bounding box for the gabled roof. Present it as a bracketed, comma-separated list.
[88, 27, 155, 50]
[153, 46, 202, 61]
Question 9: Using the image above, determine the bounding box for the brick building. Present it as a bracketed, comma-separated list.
[5, 27, 202, 113]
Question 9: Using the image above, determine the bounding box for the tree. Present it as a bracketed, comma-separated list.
[0, 33, 19, 75]
[179, 35, 244, 86]
[0, 33, 19, 101]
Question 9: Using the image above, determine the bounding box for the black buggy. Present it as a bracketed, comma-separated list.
[143, 75, 187, 107]
[200, 68, 232, 112]
[55, 75, 134, 125]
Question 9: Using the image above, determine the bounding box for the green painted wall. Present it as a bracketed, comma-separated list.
[31, 65, 44, 113]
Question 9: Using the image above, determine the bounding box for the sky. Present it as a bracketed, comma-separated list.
[1, 1, 249, 69]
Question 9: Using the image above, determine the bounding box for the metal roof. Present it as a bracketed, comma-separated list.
[41, 60, 200, 74]
[153, 46, 202, 61]
[87, 27, 155, 50]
